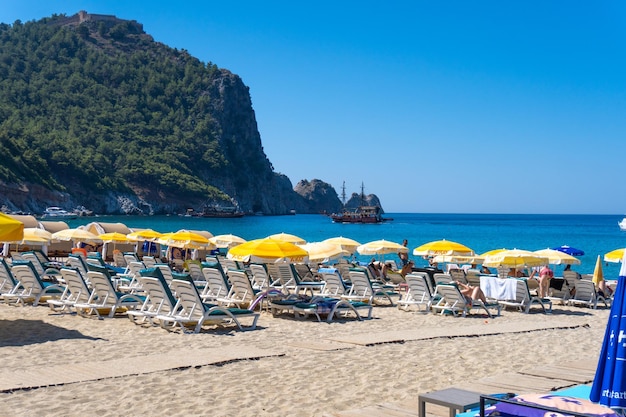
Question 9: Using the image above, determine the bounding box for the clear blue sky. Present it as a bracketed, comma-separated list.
[3, 1, 626, 214]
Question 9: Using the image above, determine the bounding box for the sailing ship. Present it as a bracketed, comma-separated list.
[195, 204, 244, 218]
[330, 182, 391, 224]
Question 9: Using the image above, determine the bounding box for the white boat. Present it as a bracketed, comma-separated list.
[619, 217, 626, 231]
[42, 207, 77, 220]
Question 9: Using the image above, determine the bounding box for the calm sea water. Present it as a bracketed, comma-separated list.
[67, 213, 626, 276]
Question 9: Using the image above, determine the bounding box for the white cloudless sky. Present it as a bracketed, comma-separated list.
[3, 1, 626, 214]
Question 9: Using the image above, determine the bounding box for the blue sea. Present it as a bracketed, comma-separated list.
[66, 213, 626, 277]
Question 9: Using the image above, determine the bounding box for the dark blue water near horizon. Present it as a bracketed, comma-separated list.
[66, 213, 626, 276]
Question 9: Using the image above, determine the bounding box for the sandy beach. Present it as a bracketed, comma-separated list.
[0, 300, 608, 416]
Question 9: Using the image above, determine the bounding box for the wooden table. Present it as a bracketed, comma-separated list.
[418, 387, 483, 417]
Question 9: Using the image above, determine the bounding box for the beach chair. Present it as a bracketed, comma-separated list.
[48, 268, 94, 314]
[563, 270, 581, 296]
[249, 263, 271, 290]
[154, 263, 175, 287]
[0, 258, 20, 294]
[78, 268, 145, 318]
[156, 277, 259, 333]
[433, 273, 453, 284]
[397, 273, 436, 313]
[218, 258, 240, 273]
[2, 261, 65, 306]
[117, 261, 145, 293]
[432, 283, 501, 318]
[345, 269, 395, 306]
[497, 266, 510, 278]
[226, 269, 272, 311]
[142, 256, 157, 268]
[185, 261, 205, 285]
[273, 263, 324, 296]
[127, 267, 179, 325]
[112, 250, 127, 268]
[449, 268, 468, 284]
[466, 269, 482, 287]
[292, 296, 373, 322]
[294, 263, 315, 281]
[123, 252, 140, 267]
[67, 254, 90, 279]
[497, 279, 552, 314]
[20, 251, 60, 279]
[318, 270, 350, 297]
[200, 263, 232, 303]
[545, 277, 570, 305]
[567, 279, 610, 309]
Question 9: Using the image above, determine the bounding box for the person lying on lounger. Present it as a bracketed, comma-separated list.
[454, 280, 488, 304]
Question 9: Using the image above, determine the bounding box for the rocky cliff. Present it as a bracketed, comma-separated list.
[0, 11, 345, 216]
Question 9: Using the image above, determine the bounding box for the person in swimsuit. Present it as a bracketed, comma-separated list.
[455, 280, 488, 304]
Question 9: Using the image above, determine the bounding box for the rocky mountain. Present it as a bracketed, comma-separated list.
[0, 11, 352, 216]
[293, 179, 343, 214]
[344, 192, 384, 213]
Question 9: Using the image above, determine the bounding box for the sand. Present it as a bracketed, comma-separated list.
[0, 299, 609, 416]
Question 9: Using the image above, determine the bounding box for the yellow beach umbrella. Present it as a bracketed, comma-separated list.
[357, 239, 408, 256]
[98, 232, 131, 244]
[413, 239, 474, 257]
[432, 254, 485, 265]
[483, 249, 548, 268]
[480, 248, 508, 257]
[604, 248, 624, 263]
[298, 241, 348, 263]
[17, 228, 53, 245]
[227, 238, 308, 263]
[593, 255, 604, 286]
[209, 234, 247, 249]
[267, 232, 306, 245]
[127, 229, 163, 241]
[323, 236, 361, 254]
[52, 228, 102, 244]
[160, 230, 213, 249]
[0, 212, 23, 241]
[533, 248, 581, 265]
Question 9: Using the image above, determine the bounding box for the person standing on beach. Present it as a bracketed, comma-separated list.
[538, 265, 554, 298]
[398, 239, 409, 266]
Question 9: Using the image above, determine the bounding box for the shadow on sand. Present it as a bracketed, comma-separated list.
[0, 319, 102, 347]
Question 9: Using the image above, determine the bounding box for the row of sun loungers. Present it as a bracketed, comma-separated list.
[397, 271, 611, 316]
[0, 252, 611, 334]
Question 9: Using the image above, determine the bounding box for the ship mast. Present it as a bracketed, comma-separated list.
[360, 182, 365, 206]
[341, 181, 346, 206]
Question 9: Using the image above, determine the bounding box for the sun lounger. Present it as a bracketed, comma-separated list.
[48, 268, 94, 315]
[397, 272, 436, 313]
[200, 262, 232, 303]
[292, 296, 372, 322]
[156, 277, 259, 333]
[567, 279, 610, 309]
[0, 258, 20, 294]
[226, 269, 277, 311]
[345, 269, 395, 306]
[432, 283, 500, 318]
[2, 261, 65, 306]
[497, 278, 552, 314]
[127, 267, 179, 325]
[77, 267, 145, 318]
[248, 263, 271, 290]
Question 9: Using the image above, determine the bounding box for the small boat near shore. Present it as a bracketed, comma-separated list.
[41, 206, 78, 220]
[195, 205, 244, 218]
[619, 217, 626, 231]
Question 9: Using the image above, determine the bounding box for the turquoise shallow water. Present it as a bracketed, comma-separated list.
[67, 213, 626, 276]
